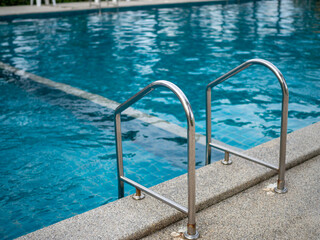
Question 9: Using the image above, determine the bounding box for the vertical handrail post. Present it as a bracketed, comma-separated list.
[205, 87, 212, 165]
[115, 112, 124, 198]
[186, 115, 197, 238]
[275, 80, 289, 193]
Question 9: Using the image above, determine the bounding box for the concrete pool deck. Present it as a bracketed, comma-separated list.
[18, 121, 320, 239]
[144, 154, 320, 240]
[0, 0, 228, 18]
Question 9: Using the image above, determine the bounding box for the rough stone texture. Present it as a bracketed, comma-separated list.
[18, 122, 320, 240]
[143, 155, 320, 240]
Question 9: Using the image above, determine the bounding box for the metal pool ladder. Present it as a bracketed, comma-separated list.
[206, 59, 289, 194]
[114, 80, 199, 239]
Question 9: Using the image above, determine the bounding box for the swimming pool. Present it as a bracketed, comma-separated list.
[0, 72, 198, 239]
[0, 0, 319, 239]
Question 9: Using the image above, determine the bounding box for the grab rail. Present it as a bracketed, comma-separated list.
[206, 59, 289, 194]
[114, 80, 199, 239]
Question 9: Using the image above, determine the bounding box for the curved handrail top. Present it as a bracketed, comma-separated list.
[115, 80, 195, 127]
[206, 59, 289, 97]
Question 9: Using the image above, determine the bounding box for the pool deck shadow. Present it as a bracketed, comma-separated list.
[18, 122, 320, 240]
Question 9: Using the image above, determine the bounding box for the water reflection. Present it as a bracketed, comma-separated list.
[0, 0, 319, 150]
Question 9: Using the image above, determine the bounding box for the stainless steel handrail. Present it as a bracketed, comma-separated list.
[114, 80, 199, 239]
[206, 59, 289, 194]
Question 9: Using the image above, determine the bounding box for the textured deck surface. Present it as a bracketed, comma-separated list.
[18, 122, 320, 239]
[144, 154, 320, 239]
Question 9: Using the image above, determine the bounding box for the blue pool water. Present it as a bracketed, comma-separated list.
[0, 0, 320, 238]
[0, 74, 191, 239]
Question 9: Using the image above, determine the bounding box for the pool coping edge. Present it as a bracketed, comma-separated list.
[16, 121, 320, 240]
[0, 0, 240, 20]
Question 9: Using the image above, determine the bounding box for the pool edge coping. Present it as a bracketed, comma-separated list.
[0, 0, 240, 20]
[17, 121, 320, 240]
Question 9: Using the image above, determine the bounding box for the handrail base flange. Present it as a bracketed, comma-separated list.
[221, 159, 232, 165]
[274, 186, 288, 194]
[184, 230, 200, 240]
[132, 192, 145, 200]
